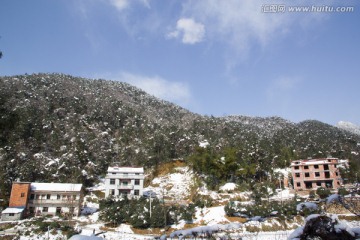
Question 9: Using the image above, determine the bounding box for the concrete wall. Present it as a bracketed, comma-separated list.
[1, 212, 22, 221]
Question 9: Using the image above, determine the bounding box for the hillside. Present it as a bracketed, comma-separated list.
[0, 73, 359, 199]
[337, 121, 360, 136]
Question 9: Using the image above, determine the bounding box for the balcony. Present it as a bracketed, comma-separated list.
[28, 198, 79, 205]
[116, 184, 134, 190]
[105, 173, 144, 179]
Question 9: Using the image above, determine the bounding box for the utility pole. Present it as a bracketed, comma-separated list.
[47, 226, 50, 240]
[279, 176, 283, 206]
[149, 195, 152, 218]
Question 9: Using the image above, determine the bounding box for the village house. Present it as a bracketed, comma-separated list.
[291, 158, 346, 191]
[1, 182, 83, 221]
[104, 166, 144, 198]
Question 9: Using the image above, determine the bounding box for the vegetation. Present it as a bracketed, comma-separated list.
[99, 196, 196, 228]
[0, 73, 359, 200]
[225, 199, 298, 220]
[18, 217, 79, 238]
[316, 187, 331, 199]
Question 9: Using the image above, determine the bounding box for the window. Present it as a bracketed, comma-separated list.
[119, 190, 128, 196]
[135, 173, 140, 175]
[315, 172, 320, 177]
[46, 194, 51, 199]
[334, 164, 337, 168]
[29, 207, 34, 214]
[295, 173, 300, 178]
[42, 207, 48, 212]
[336, 172, 339, 176]
[135, 179, 140, 185]
[314, 165, 319, 169]
[56, 207, 62, 214]
[294, 166, 299, 170]
[110, 179, 115, 185]
[304, 166, 309, 169]
[123, 181, 128, 186]
[57, 195, 61, 200]
[296, 182, 301, 187]
[36, 195, 40, 200]
[30, 194, 34, 200]
[73, 195, 77, 200]
[305, 182, 312, 189]
[21, 192, 25, 197]
[305, 173, 310, 178]
[134, 190, 139, 196]
[324, 165, 329, 170]
[316, 182, 321, 186]
[111, 189, 115, 195]
[9, 213, 15, 216]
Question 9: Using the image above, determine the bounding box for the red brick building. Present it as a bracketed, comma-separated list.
[291, 158, 345, 191]
[8, 182, 31, 208]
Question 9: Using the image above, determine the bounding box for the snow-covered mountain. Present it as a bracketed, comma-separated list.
[337, 121, 360, 136]
[0, 73, 359, 199]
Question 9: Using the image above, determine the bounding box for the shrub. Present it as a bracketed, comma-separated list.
[316, 187, 331, 199]
[309, 190, 316, 199]
[338, 187, 349, 196]
[225, 199, 297, 219]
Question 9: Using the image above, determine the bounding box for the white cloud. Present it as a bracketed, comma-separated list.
[167, 18, 205, 44]
[107, 0, 150, 11]
[109, 0, 129, 11]
[96, 72, 192, 106]
[183, 0, 325, 51]
[180, 0, 328, 80]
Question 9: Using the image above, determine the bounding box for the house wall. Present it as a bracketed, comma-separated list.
[105, 169, 144, 198]
[291, 158, 342, 190]
[27, 191, 82, 217]
[1, 212, 22, 221]
[9, 182, 31, 208]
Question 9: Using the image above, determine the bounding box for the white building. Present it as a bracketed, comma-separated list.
[27, 183, 83, 217]
[104, 166, 144, 198]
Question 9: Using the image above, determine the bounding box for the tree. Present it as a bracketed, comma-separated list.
[316, 187, 331, 199]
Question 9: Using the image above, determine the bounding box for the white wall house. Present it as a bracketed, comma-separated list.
[105, 166, 144, 198]
[27, 183, 83, 217]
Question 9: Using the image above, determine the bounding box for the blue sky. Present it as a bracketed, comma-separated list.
[1, 0, 359, 126]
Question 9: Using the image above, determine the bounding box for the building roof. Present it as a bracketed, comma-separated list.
[107, 166, 144, 173]
[69, 235, 103, 240]
[31, 183, 82, 192]
[2, 207, 25, 214]
[290, 158, 340, 166]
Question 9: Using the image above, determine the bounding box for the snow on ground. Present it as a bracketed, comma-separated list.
[194, 206, 229, 225]
[270, 188, 295, 201]
[145, 167, 193, 200]
[199, 140, 209, 148]
[219, 182, 237, 192]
